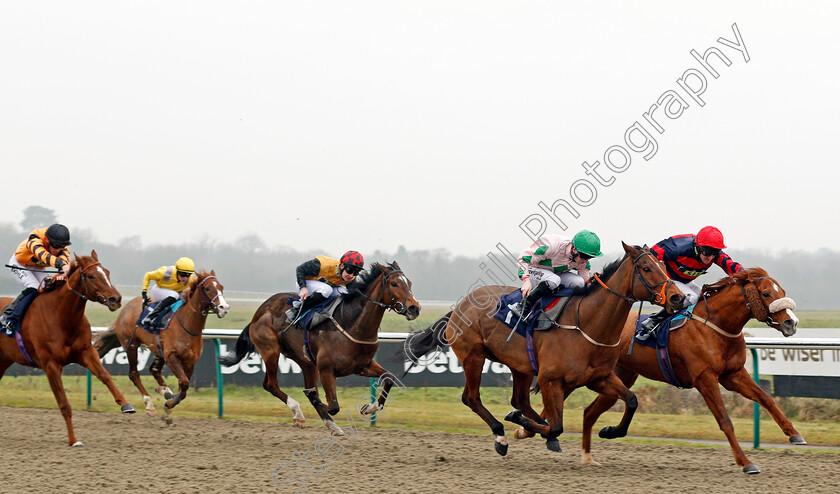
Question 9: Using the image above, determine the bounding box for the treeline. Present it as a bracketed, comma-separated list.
[0, 222, 837, 309]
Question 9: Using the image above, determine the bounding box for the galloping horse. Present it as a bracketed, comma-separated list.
[94, 271, 229, 415]
[220, 262, 420, 435]
[0, 251, 135, 446]
[404, 243, 684, 455]
[580, 267, 802, 474]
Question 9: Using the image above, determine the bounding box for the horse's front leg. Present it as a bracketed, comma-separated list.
[581, 366, 640, 465]
[43, 361, 80, 447]
[720, 368, 805, 445]
[79, 346, 136, 414]
[163, 354, 191, 413]
[358, 359, 404, 415]
[694, 371, 759, 474]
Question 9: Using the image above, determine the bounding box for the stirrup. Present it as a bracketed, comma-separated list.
[509, 302, 524, 318]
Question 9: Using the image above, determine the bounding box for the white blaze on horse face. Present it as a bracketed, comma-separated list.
[93, 265, 114, 288]
[772, 283, 780, 294]
[786, 309, 799, 326]
[216, 293, 230, 317]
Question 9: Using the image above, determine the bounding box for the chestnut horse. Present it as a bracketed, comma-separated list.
[0, 251, 135, 446]
[94, 271, 229, 415]
[220, 262, 420, 435]
[404, 243, 685, 455]
[580, 267, 803, 474]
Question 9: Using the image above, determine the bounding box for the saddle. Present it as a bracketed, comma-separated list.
[493, 288, 575, 339]
[136, 300, 183, 334]
[630, 305, 696, 389]
[284, 295, 342, 332]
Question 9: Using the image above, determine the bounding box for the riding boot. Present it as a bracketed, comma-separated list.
[293, 292, 327, 326]
[638, 308, 668, 340]
[142, 296, 177, 327]
[0, 287, 38, 331]
[511, 281, 555, 319]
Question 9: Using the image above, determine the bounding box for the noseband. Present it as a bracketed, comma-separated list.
[360, 269, 413, 315]
[739, 276, 796, 328]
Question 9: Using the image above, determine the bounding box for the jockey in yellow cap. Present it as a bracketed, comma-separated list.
[140, 257, 196, 327]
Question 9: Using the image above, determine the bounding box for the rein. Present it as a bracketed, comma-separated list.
[694, 275, 796, 338]
[175, 276, 221, 337]
[359, 269, 412, 316]
[568, 252, 675, 347]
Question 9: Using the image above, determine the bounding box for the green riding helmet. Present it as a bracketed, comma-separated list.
[572, 230, 604, 258]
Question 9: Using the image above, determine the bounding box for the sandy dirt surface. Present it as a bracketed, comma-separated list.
[0, 405, 838, 493]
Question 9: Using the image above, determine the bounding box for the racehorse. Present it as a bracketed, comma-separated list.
[220, 262, 420, 435]
[579, 267, 803, 474]
[404, 243, 685, 455]
[0, 251, 135, 446]
[93, 270, 229, 415]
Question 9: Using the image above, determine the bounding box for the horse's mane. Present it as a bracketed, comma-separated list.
[578, 247, 644, 296]
[701, 267, 769, 297]
[343, 262, 391, 302]
[337, 262, 398, 321]
[182, 270, 213, 301]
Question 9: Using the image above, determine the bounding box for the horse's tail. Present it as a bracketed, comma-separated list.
[219, 324, 256, 366]
[400, 312, 452, 378]
[93, 327, 121, 358]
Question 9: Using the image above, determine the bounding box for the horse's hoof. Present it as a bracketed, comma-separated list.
[145, 409, 156, 417]
[330, 427, 346, 437]
[789, 435, 807, 445]
[71, 441, 84, 448]
[494, 440, 508, 456]
[545, 438, 562, 452]
[598, 425, 625, 440]
[743, 464, 761, 474]
[164, 392, 174, 400]
[504, 410, 523, 425]
[293, 420, 305, 428]
[513, 427, 531, 440]
[164, 415, 173, 425]
[121, 403, 136, 414]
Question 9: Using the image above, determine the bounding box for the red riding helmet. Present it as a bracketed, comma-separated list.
[340, 250, 364, 269]
[695, 226, 727, 249]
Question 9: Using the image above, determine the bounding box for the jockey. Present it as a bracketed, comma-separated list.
[140, 257, 196, 327]
[292, 250, 364, 324]
[0, 224, 72, 331]
[510, 230, 603, 318]
[639, 226, 743, 337]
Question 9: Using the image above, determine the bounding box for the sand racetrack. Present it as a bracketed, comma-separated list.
[0, 406, 838, 493]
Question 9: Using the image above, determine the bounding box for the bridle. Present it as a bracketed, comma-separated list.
[64, 262, 109, 304]
[706, 276, 795, 329]
[359, 269, 413, 316]
[184, 275, 223, 316]
[593, 251, 676, 306]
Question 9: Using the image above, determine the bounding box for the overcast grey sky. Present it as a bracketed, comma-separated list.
[1, 1, 837, 257]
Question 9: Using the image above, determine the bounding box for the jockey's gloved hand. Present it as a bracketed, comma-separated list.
[142, 291, 149, 306]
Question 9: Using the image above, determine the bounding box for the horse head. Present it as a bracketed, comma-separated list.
[185, 270, 230, 318]
[622, 242, 685, 313]
[709, 268, 798, 337]
[367, 261, 421, 320]
[71, 250, 122, 311]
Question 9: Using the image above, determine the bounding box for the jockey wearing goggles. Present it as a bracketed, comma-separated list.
[640, 226, 743, 337]
[1, 224, 72, 332]
[140, 257, 196, 327]
[292, 250, 364, 325]
[511, 230, 604, 319]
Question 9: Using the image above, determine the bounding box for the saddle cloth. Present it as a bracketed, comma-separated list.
[632, 305, 695, 349]
[136, 300, 184, 334]
[285, 295, 343, 331]
[493, 287, 576, 339]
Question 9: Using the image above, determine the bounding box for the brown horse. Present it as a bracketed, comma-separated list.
[579, 267, 802, 474]
[0, 251, 135, 446]
[220, 262, 420, 435]
[94, 270, 229, 415]
[404, 243, 685, 455]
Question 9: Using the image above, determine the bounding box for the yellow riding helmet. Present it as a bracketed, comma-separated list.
[175, 257, 195, 274]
